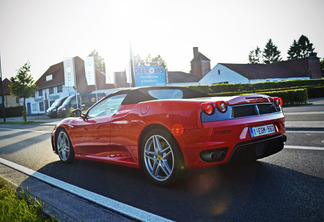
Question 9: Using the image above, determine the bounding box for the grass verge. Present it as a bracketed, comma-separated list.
[0, 178, 54, 221]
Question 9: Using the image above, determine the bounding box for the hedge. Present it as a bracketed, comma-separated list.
[187, 79, 324, 94]
[0, 106, 23, 118]
[261, 88, 308, 105]
[307, 86, 324, 98]
[208, 88, 308, 105]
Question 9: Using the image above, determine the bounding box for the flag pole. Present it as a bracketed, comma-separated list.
[129, 41, 135, 87]
[0, 53, 6, 122]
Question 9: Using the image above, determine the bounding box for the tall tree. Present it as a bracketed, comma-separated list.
[287, 40, 300, 59]
[134, 54, 167, 69]
[287, 35, 316, 59]
[88, 50, 106, 73]
[263, 39, 282, 64]
[9, 62, 37, 122]
[298, 35, 315, 58]
[248, 46, 262, 64]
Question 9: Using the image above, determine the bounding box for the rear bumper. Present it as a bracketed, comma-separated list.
[226, 134, 286, 165]
[177, 113, 285, 169]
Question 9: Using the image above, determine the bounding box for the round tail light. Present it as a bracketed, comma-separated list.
[216, 101, 228, 113]
[201, 103, 215, 115]
[273, 97, 283, 107]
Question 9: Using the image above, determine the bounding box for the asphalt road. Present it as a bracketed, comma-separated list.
[0, 99, 323, 221]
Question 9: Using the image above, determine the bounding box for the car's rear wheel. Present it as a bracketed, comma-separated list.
[57, 129, 75, 163]
[141, 129, 185, 186]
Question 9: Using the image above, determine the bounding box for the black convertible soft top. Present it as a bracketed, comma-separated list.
[103, 87, 209, 105]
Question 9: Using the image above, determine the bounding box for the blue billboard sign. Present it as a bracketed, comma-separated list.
[134, 66, 166, 87]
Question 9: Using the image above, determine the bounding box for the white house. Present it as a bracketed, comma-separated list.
[200, 55, 322, 85]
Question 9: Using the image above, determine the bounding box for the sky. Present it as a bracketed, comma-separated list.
[0, 0, 323, 82]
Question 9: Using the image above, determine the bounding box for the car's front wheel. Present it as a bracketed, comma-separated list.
[56, 129, 75, 163]
[141, 129, 185, 186]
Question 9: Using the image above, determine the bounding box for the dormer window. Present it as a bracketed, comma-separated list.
[46, 74, 53, 82]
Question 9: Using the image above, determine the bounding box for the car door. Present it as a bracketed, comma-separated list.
[71, 94, 127, 157]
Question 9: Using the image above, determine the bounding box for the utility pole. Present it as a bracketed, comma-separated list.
[0, 53, 6, 122]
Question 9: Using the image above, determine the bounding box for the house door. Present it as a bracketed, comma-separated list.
[27, 103, 31, 116]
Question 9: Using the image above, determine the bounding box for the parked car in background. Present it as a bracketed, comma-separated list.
[57, 93, 106, 118]
[46, 97, 68, 118]
[51, 86, 286, 186]
[57, 95, 81, 118]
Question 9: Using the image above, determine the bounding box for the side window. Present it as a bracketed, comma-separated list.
[87, 94, 127, 118]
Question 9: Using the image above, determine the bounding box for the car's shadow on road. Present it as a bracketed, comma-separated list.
[33, 159, 323, 222]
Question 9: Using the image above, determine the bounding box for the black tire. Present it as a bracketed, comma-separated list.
[56, 129, 75, 163]
[141, 128, 185, 186]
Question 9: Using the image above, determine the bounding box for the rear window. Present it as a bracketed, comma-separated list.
[148, 89, 183, 99]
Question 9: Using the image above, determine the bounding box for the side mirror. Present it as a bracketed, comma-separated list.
[70, 109, 82, 117]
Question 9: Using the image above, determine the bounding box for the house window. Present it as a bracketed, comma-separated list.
[16, 97, 19, 103]
[46, 74, 53, 82]
[218, 69, 221, 75]
[57, 85, 63, 93]
[38, 90, 43, 96]
[39, 102, 44, 111]
[49, 87, 54, 94]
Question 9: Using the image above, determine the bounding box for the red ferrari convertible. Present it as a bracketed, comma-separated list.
[51, 87, 286, 186]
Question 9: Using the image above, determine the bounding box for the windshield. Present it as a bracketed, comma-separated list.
[87, 94, 127, 118]
[51, 97, 66, 108]
[61, 96, 74, 106]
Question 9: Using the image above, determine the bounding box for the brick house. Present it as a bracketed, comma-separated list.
[0, 78, 20, 107]
[26, 56, 114, 115]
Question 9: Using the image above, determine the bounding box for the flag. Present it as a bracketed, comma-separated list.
[63, 58, 76, 87]
[85, 56, 96, 85]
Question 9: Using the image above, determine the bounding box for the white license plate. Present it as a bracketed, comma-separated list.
[250, 124, 275, 138]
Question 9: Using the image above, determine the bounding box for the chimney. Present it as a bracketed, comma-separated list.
[309, 52, 317, 58]
[193, 47, 199, 58]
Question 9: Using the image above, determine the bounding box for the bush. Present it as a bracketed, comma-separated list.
[0, 106, 23, 118]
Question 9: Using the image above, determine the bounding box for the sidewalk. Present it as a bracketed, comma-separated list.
[0, 115, 60, 126]
[0, 162, 133, 222]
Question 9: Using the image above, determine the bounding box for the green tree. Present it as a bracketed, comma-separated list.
[263, 39, 282, 64]
[134, 54, 167, 69]
[287, 35, 315, 59]
[248, 46, 262, 64]
[287, 40, 300, 59]
[298, 35, 315, 58]
[9, 62, 37, 122]
[88, 50, 106, 73]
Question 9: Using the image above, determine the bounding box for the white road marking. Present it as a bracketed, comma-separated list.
[286, 131, 324, 134]
[284, 145, 324, 151]
[0, 127, 52, 133]
[0, 157, 173, 222]
[284, 111, 324, 115]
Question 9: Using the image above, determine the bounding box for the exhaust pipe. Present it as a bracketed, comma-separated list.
[200, 150, 227, 162]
